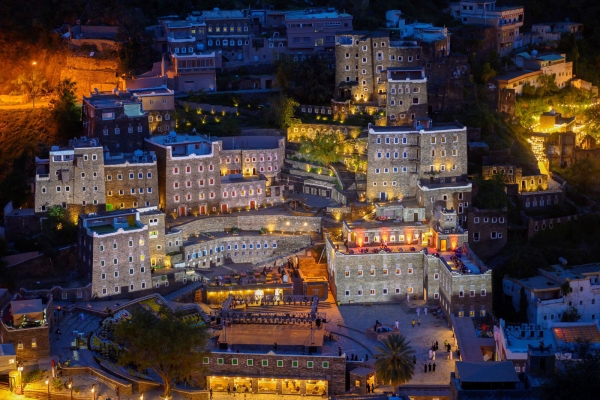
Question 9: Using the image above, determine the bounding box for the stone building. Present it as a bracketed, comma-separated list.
[34, 138, 106, 218]
[285, 8, 352, 52]
[450, 0, 524, 57]
[325, 236, 491, 316]
[450, 25, 496, 63]
[365, 121, 471, 213]
[145, 132, 285, 217]
[104, 150, 160, 210]
[82, 91, 150, 153]
[0, 294, 53, 361]
[382, 67, 428, 125]
[78, 209, 154, 298]
[466, 207, 508, 259]
[334, 32, 423, 102]
[128, 87, 175, 134]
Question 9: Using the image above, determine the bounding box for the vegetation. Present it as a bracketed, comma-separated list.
[540, 340, 600, 400]
[473, 174, 509, 210]
[298, 132, 344, 166]
[50, 79, 81, 142]
[374, 333, 415, 390]
[22, 369, 44, 384]
[115, 306, 210, 398]
[561, 306, 581, 322]
[264, 94, 299, 130]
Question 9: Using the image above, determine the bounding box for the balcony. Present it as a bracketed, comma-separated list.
[36, 174, 50, 181]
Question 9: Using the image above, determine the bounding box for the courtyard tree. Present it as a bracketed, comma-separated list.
[115, 306, 210, 398]
[298, 131, 343, 166]
[374, 333, 415, 391]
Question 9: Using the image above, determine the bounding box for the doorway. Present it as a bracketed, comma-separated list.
[221, 204, 228, 213]
[178, 206, 186, 217]
[414, 213, 419, 222]
[250, 200, 256, 209]
[199, 205, 206, 215]
[440, 239, 447, 252]
[380, 192, 387, 201]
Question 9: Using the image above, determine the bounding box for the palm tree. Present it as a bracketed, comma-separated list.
[374, 333, 415, 392]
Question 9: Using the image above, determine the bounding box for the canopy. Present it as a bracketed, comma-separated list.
[11, 299, 44, 326]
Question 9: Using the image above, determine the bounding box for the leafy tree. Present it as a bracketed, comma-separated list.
[479, 63, 496, 83]
[473, 174, 509, 209]
[540, 340, 600, 400]
[298, 132, 343, 166]
[115, 306, 210, 398]
[561, 306, 581, 322]
[49, 79, 81, 141]
[264, 94, 299, 130]
[293, 55, 334, 104]
[11, 71, 48, 99]
[374, 333, 415, 391]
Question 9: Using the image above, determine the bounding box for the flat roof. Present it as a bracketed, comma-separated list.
[285, 10, 351, 20]
[218, 324, 324, 347]
[11, 299, 44, 315]
[104, 151, 157, 165]
[202, 10, 246, 19]
[456, 362, 520, 383]
[219, 136, 282, 150]
[147, 131, 212, 145]
[453, 316, 495, 362]
[513, 275, 561, 291]
[495, 69, 542, 82]
[369, 121, 465, 134]
[387, 68, 425, 81]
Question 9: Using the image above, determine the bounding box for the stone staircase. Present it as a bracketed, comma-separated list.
[331, 162, 355, 190]
[399, 300, 416, 314]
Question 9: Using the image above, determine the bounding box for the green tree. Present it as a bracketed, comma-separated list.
[473, 174, 509, 209]
[294, 55, 334, 104]
[264, 94, 299, 130]
[374, 333, 415, 391]
[561, 306, 581, 322]
[298, 132, 343, 166]
[11, 70, 48, 99]
[49, 79, 81, 141]
[115, 306, 210, 398]
[540, 340, 600, 400]
[479, 63, 496, 83]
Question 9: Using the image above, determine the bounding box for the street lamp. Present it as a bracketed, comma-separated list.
[32, 61, 37, 109]
[68, 378, 73, 400]
[91, 384, 96, 400]
[46, 378, 50, 400]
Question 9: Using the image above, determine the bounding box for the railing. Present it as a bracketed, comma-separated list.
[539, 297, 564, 305]
[36, 174, 50, 180]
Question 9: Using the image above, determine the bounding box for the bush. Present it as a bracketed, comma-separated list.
[23, 369, 44, 383]
[52, 378, 63, 391]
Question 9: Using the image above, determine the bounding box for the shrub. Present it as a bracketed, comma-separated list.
[23, 369, 44, 383]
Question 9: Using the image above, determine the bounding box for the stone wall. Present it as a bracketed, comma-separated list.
[170, 214, 321, 237]
[527, 213, 582, 240]
[60, 55, 120, 100]
[287, 124, 362, 142]
[206, 352, 346, 395]
[104, 162, 159, 209]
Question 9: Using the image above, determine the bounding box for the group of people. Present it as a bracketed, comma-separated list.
[347, 353, 367, 361]
[365, 382, 376, 393]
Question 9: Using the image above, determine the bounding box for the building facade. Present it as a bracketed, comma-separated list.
[383, 67, 428, 125]
[104, 151, 160, 210]
[129, 87, 175, 134]
[78, 209, 154, 298]
[145, 133, 285, 217]
[34, 139, 106, 217]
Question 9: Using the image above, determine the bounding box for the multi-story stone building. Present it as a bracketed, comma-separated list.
[82, 91, 150, 153]
[382, 67, 428, 125]
[34, 138, 106, 217]
[145, 132, 285, 217]
[466, 207, 508, 258]
[334, 32, 423, 102]
[326, 234, 491, 317]
[514, 52, 573, 89]
[365, 121, 471, 216]
[78, 209, 154, 298]
[286, 8, 352, 52]
[128, 87, 175, 134]
[104, 150, 159, 210]
[450, 0, 525, 56]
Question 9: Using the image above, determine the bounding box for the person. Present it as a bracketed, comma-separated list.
[366, 384, 370, 394]
[424, 364, 428, 373]
[424, 307, 428, 316]
[457, 349, 460, 358]
[418, 318, 421, 327]
[413, 355, 417, 364]
[210, 388, 213, 399]
[412, 319, 415, 328]
[371, 383, 375, 393]
[433, 363, 436, 372]
[338, 347, 342, 357]
[395, 320, 399, 330]
[444, 339, 448, 348]
[432, 351, 436, 360]
[428, 363, 432, 372]
[416, 308, 420, 317]
[365, 354, 369, 361]
[429, 349, 433, 359]
[435, 340, 439, 350]
[233, 386, 236, 397]
[406, 293, 410, 302]
[227, 385, 231, 395]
